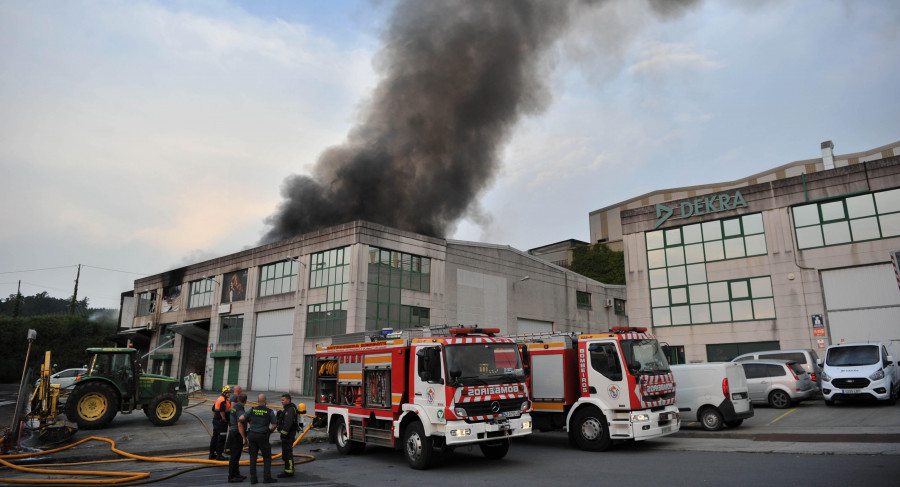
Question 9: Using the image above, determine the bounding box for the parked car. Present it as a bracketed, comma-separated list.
[35, 367, 88, 389]
[671, 362, 754, 431]
[733, 349, 822, 392]
[819, 342, 900, 406]
[739, 360, 815, 408]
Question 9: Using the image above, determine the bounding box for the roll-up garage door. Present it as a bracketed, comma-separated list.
[252, 308, 295, 392]
[822, 264, 900, 344]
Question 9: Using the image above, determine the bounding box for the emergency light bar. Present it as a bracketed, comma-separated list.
[449, 327, 500, 337]
[610, 326, 648, 333]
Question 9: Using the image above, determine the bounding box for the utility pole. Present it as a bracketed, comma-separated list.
[69, 264, 81, 315]
[13, 280, 22, 317]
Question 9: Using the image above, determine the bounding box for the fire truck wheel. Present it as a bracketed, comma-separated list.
[478, 439, 510, 460]
[699, 407, 724, 431]
[331, 417, 364, 454]
[569, 407, 611, 452]
[403, 421, 435, 470]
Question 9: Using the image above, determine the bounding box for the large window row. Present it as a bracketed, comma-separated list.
[258, 260, 299, 297]
[188, 279, 215, 308]
[793, 188, 900, 249]
[306, 247, 350, 337]
[651, 276, 775, 326]
[218, 315, 243, 345]
[310, 247, 350, 289]
[647, 212, 767, 267]
[366, 247, 432, 331]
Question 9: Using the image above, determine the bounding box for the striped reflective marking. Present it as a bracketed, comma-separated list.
[338, 371, 362, 381]
[364, 354, 392, 365]
[392, 393, 403, 405]
[533, 402, 565, 411]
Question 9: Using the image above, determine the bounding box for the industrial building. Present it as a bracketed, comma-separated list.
[118, 221, 627, 394]
[589, 141, 900, 363]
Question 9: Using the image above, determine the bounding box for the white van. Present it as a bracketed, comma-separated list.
[820, 342, 900, 406]
[671, 363, 754, 431]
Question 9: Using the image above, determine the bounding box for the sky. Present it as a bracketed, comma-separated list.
[1, 0, 898, 310]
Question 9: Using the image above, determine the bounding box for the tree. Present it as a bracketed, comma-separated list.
[570, 243, 625, 285]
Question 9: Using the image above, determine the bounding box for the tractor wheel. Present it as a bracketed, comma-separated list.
[66, 381, 119, 430]
[147, 393, 182, 426]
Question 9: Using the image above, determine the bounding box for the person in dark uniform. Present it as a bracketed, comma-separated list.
[227, 393, 248, 483]
[240, 393, 278, 484]
[210, 385, 232, 461]
[276, 393, 301, 478]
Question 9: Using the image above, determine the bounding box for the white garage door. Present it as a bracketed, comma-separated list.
[516, 318, 553, 334]
[252, 309, 294, 392]
[822, 264, 900, 344]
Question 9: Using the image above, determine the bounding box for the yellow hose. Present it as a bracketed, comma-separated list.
[0, 414, 318, 485]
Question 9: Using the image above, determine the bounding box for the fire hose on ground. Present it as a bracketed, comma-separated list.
[0, 396, 318, 485]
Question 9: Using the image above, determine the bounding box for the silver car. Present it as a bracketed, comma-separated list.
[35, 367, 87, 389]
[739, 360, 815, 409]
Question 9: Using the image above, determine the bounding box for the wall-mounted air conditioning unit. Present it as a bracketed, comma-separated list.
[604, 298, 613, 308]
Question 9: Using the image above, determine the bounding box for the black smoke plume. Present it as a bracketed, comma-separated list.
[262, 0, 699, 243]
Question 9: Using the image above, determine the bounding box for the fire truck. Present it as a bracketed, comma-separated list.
[314, 327, 533, 469]
[515, 327, 679, 451]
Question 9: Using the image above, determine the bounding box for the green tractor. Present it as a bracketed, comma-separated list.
[65, 348, 189, 430]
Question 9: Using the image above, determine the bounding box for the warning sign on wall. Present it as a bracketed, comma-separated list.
[813, 328, 826, 337]
[817, 339, 826, 349]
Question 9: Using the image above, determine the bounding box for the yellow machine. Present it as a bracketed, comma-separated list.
[27, 351, 78, 444]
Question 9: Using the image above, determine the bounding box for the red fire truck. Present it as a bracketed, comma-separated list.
[314, 327, 533, 469]
[515, 327, 679, 451]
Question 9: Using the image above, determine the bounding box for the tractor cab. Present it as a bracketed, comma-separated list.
[82, 348, 140, 409]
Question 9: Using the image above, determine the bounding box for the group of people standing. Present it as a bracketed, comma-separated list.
[210, 384, 303, 484]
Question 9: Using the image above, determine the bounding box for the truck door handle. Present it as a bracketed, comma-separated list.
[415, 393, 422, 396]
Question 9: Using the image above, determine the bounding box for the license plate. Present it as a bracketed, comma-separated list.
[502, 410, 521, 418]
[661, 426, 673, 434]
[842, 389, 862, 394]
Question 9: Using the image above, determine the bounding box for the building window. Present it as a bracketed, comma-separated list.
[614, 298, 627, 316]
[137, 291, 156, 317]
[365, 247, 432, 331]
[793, 188, 900, 250]
[647, 212, 772, 327]
[259, 261, 298, 297]
[219, 315, 243, 345]
[158, 324, 175, 349]
[576, 291, 592, 310]
[188, 279, 215, 308]
[161, 285, 181, 313]
[306, 247, 350, 337]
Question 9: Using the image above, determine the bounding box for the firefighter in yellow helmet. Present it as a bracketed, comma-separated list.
[209, 385, 232, 460]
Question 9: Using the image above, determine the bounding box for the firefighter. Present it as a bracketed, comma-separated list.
[209, 385, 232, 461]
[240, 393, 278, 484]
[276, 393, 301, 478]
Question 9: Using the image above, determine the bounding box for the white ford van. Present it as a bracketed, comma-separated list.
[671, 363, 754, 431]
[820, 342, 900, 405]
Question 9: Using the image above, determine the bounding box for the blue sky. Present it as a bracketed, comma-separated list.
[1, 0, 898, 309]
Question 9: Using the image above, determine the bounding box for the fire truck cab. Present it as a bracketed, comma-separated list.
[516, 327, 679, 451]
[315, 327, 533, 469]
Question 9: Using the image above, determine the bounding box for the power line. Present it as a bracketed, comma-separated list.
[82, 265, 147, 275]
[0, 265, 79, 275]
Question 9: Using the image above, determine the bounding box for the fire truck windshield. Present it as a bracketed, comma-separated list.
[444, 343, 524, 386]
[620, 339, 670, 376]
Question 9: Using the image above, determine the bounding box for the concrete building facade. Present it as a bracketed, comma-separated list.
[119, 221, 626, 394]
[589, 141, 900, 363]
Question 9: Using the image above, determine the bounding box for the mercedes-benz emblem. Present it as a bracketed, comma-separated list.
[491, 401, 500, 413]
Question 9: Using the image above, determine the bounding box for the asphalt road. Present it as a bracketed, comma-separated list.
[3, 383, 900, 485]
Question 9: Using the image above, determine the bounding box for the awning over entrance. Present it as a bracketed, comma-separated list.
[168, 319, 210, 344]
[116, 325, 150, 336]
